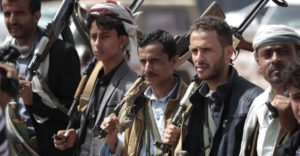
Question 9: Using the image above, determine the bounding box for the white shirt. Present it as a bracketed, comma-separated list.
[240, 87, 282, 156]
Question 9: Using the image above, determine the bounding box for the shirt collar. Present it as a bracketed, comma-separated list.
[98, 59, 125, 84]
[144, 76, 178, 103]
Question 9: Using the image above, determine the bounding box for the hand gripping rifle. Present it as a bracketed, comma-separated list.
[26, 0, 75, 80]
[231, 0, 288, 52]
[154, 76, 199, 153]
[94, 75, 148, 138]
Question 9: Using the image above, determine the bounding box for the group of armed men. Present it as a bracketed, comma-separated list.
[1, 0, 300, 156]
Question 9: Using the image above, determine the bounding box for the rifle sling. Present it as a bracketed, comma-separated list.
[144, 102, 164, 155]
[78, 61, 103, 113]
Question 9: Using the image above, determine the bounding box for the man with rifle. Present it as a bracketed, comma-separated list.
[1, 0, 81, 155]
[54, 1, 138, 155]
[100, 29, 189, 155]
[169, 16, 262, 156]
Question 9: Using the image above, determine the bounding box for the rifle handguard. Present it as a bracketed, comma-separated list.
[94, 76, 148, 139]
[118, 76, 148, 132]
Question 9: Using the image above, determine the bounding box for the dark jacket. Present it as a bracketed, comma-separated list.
[2, 29, 81, 156]
[27, 39, 81, 156]
[183, 66, 263, 156]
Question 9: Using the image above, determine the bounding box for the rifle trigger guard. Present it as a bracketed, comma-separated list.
[272, 0, 288, 7]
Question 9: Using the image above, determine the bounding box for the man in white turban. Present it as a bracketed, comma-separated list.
[239, 25, 300, 156]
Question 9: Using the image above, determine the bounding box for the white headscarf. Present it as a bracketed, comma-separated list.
[88, 0, 141, 58]
[253, 25, 300, 50]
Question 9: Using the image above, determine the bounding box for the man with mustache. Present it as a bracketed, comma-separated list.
[239, 25, 300, 156]
[100, 29, 189, 155]
[179, 16, 262, 156]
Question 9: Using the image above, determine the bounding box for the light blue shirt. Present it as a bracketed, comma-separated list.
[139, 77, 178, 156]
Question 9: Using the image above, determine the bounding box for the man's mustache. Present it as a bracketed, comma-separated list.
[268, 63, 285, 73]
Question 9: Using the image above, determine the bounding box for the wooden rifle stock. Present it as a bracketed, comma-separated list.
[95, 76, 147, 138]
[67, 57, 97, 129]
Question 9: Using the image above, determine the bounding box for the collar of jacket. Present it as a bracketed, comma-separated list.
[135, 74, 188, 123]
[190, 66, 238, 108]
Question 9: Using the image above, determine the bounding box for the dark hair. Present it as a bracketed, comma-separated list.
[0, 0, 41, 14]
[190, 16, 232, 48]
[283, 61, 300, 88]
[85, 14, 128, 37]
[138, 29, 177, 59]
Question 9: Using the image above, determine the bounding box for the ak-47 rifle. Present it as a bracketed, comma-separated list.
[231, 0, 288, 52]
[26, 0, 75, 80]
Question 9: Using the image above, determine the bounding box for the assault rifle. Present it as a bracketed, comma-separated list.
[231, 0, 288, 52]
[27, 0, 75, 80]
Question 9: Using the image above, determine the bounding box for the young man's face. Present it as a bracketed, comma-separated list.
[190, 30, 232, 82]
[256, 43, 298, 85]
[89, 21, 127, 63]
[138, 42, 176, 87]
[1, 0, 40, 40]
[289, 84, 300, 124]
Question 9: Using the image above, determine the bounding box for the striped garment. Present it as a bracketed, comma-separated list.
[0, 108, 8, 156]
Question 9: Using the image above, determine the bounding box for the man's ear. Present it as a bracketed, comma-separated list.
[224, 45, 234, 59]
[33, 11, 41, 24]
[119, 35, 129, 50]
[171, 55, 179, 68]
